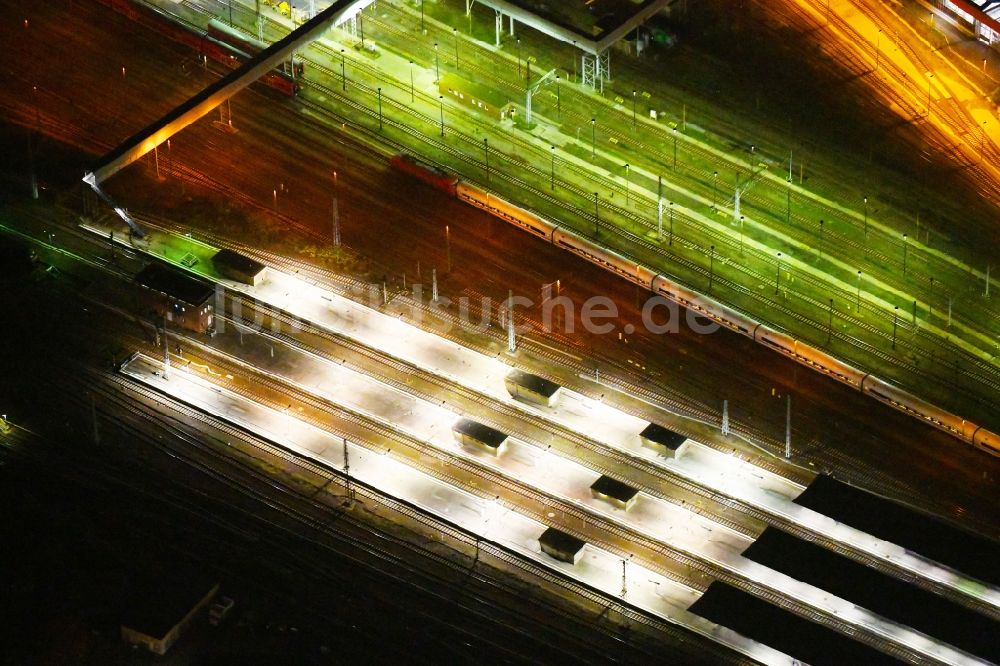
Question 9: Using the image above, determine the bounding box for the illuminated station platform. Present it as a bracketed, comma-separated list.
[87, 219, 1000, 619]
[119, 353, 793, 666]
[120, 339, 989, 664]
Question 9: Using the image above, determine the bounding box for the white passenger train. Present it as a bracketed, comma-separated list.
[401, 156, 999, 456]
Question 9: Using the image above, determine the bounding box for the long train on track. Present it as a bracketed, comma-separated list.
[95, 0, 300, 96]
[390, 153, 1000, 456]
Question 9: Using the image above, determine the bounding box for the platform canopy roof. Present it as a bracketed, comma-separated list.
[473, 0, 673, 55]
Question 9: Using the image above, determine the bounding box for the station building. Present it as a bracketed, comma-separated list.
[439, 73, 516, 121]
[120, 567, 219, 656]
[135, 263, 215, 334]
[212, 248, 266, 287]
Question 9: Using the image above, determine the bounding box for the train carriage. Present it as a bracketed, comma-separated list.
[389, 153, 1000, 455]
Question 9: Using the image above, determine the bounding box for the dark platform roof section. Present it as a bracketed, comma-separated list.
[639, 423, 687, 450]
[689, 582, 902, 666]
[794, 475, 1000, 587]
[121, 566, 218, 640]
[539, 527, 586, 564]
[590, 475, 639, 504]
[475, 0, 674, 54]
[742, 528, 1000, 663]
[452, 418, 509, 449]
[0, 235, 34, 279]
[135, 263, 214, 307]
[212, 248, 265, 279]
[505, 370, 561, 398]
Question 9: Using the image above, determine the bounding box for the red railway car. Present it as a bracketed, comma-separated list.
[94, 0, 298, 96]
[389, 154, 459, 194]
[207, 18, 304, 78]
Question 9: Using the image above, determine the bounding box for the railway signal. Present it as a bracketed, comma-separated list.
[593, 192, 599, 237]
[550, 145, 555, 190]
[669, 202, 675, 247]
[623, 163, 630, 206]
[656, 176, 663, 240]
[332, 170, 340, 247]
[673, 127, 678, 168]
[784, 395, 792, 458]
[775, 252, 783, 294]
[892, 306, 899, 349]
[507, 290, 516, 353]
[340, 49, 346, 91]
[590, 118, 596, 161]
[709, 245, 716, 293]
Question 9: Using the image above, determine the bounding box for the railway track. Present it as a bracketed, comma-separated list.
[215, 290, 1000, 620]
[81, 368, 668, 665]
[125, 197, 946, 515]
[29, 206, 976, 659]
[301, 18, 1000, 403]
[368, 0, 1000, 346]
[65, 198, 994, 626]
[160, 0, 1000, 423]
[115, 0, 1000, 402]
[124, 343, 964, 665]
[15, 174, 992, 662]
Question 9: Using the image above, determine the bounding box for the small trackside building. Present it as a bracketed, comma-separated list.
[452, 418, 509, 455]
[135, 263, 215, 334]
[120, 573, 219, 656]
[212, 248, 265, 287]
[590, 475, 639, 511]
[504, 369, 562, 407]
[438, 73, 516, 121]
[639, 423, 689, 458]
[539, 527, 586, 564]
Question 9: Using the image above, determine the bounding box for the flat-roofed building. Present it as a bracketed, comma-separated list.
[120, 569, 219, 656]
[539, 527, 586, 564]
[438, 73, 516, 121]
[452, 418, 509, 455]
[590, 475, 639, 511]
[134, 263, 215, 334]
[212, 248, 265, 287]
[639, 423, 688, 458]
[504, 369, 562, 407]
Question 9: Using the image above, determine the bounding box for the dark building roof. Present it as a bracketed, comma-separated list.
[135, 263, 214, 306]
[452, 418, 509, 448]
[505, 370, 561, 398]
[539, 527, 586, 556]
[121, 566, 217, 639]
[590, 475, 639, 503]
[212, 248, 265, 277]
[640, 423, 687, 450]
[0, 235, 34, 278]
